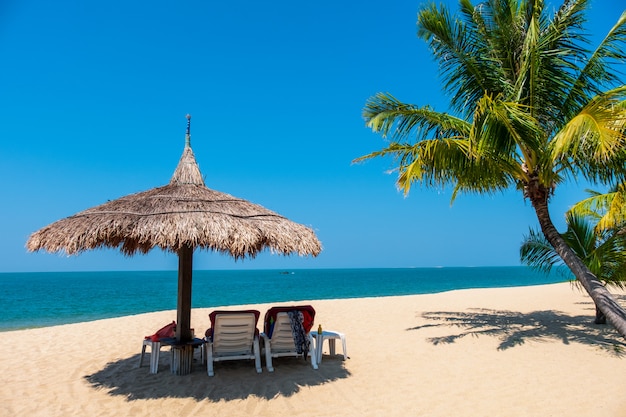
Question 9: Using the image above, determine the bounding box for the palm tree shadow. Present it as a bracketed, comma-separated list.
[85, 353, 349, 401]
[409, 302, 626, 356]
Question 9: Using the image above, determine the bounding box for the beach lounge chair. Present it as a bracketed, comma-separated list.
[139, 321, 176, 374]
[203, 310, 262, 377]
[260, 305, 318, 372]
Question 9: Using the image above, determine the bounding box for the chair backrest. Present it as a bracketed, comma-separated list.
[267, 312, 302, 353]
[263, 305, 315, 337]
[209, 310, 260, 357]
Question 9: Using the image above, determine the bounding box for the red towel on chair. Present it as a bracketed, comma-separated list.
[145, 321, 176, 342]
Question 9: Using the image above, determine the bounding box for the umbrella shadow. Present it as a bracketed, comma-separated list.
[85, 353, 350, 401]
[408, 303, 626, 356]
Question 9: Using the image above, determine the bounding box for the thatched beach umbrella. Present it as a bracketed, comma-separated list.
[26, 115, 321, 374]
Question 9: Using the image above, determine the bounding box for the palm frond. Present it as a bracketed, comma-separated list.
[561, 211, 597, 261]
[520, 228, 562, 273]
[569, 183, 626, 231]
[402, 138, 514, 195]
[551, 86, 626, 178]
[593, 228, 626, 288]
[363, 92, 470, 140]
[561, 7, 626, 120]
[569, 190, 614, 220]
[355, 135, 514, 198]
[534, 0, 591, 129]
[469, 93, 542, 182]
[513, 0, 541, 105]
[417, 2, 505, 116]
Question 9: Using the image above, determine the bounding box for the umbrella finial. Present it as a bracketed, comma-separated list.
[185, 114, 191, 147]
[170, 115, 205, 186]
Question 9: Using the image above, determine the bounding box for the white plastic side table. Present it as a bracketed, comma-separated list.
[140, 339, 169, 374]
[311, 330, 347, 364]
[140, 337, 203, 374]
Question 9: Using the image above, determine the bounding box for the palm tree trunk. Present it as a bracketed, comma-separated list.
[595, 305, 607, 325]
[530, 192, 626, 339]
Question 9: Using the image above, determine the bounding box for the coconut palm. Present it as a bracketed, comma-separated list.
[520, 211, 626, 323]
[356, 0, 626, 337]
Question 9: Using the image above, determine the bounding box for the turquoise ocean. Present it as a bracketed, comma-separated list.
[0, 267, 566, 331]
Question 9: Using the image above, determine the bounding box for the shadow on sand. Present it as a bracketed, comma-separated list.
[408, 297, 626, 356]
[85, 354, 350, 401]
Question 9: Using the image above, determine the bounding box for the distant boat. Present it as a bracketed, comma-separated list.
[279, 271, 294, 275]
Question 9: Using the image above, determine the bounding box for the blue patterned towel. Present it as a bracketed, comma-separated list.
[288, 310, 310, 359]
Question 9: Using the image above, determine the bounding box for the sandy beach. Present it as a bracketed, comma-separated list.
[2, 282, 626, 417]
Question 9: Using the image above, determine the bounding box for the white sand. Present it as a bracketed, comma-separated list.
[2, 282, 626, 417]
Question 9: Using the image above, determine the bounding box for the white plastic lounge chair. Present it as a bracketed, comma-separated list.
[260, 305, 318, 372]
[204, 310, 262, 377]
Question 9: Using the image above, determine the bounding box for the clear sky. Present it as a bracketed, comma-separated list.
[1, 0, 623, 272]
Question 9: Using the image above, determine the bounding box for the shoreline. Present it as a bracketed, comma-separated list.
[2, 282, 625, 416]
[1, 267, 567, 332]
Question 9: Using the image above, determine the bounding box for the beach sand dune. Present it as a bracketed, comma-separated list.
[2, 283, 626, 417]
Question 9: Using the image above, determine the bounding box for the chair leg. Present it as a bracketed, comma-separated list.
[313, 333, 322, 364]
[207, 342, 215, 377]
[149, 341, 161, 374]
[253, 336, 262, 374]
[308, 334, 318, 370]
[139, 342, 147, 367]
[262, 335, 274, 372]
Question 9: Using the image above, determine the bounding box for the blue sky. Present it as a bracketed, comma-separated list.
[1, 0, 623, 272]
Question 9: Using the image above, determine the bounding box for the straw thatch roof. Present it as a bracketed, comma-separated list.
[26, 124, 321, 259]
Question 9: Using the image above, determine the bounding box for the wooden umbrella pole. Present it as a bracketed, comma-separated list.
[172, 245, 194, 375]
[176, 245, 193, 341]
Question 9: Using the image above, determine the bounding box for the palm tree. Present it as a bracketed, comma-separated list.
[520, 211, 626, 324]
[356, 0, 626, 337]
